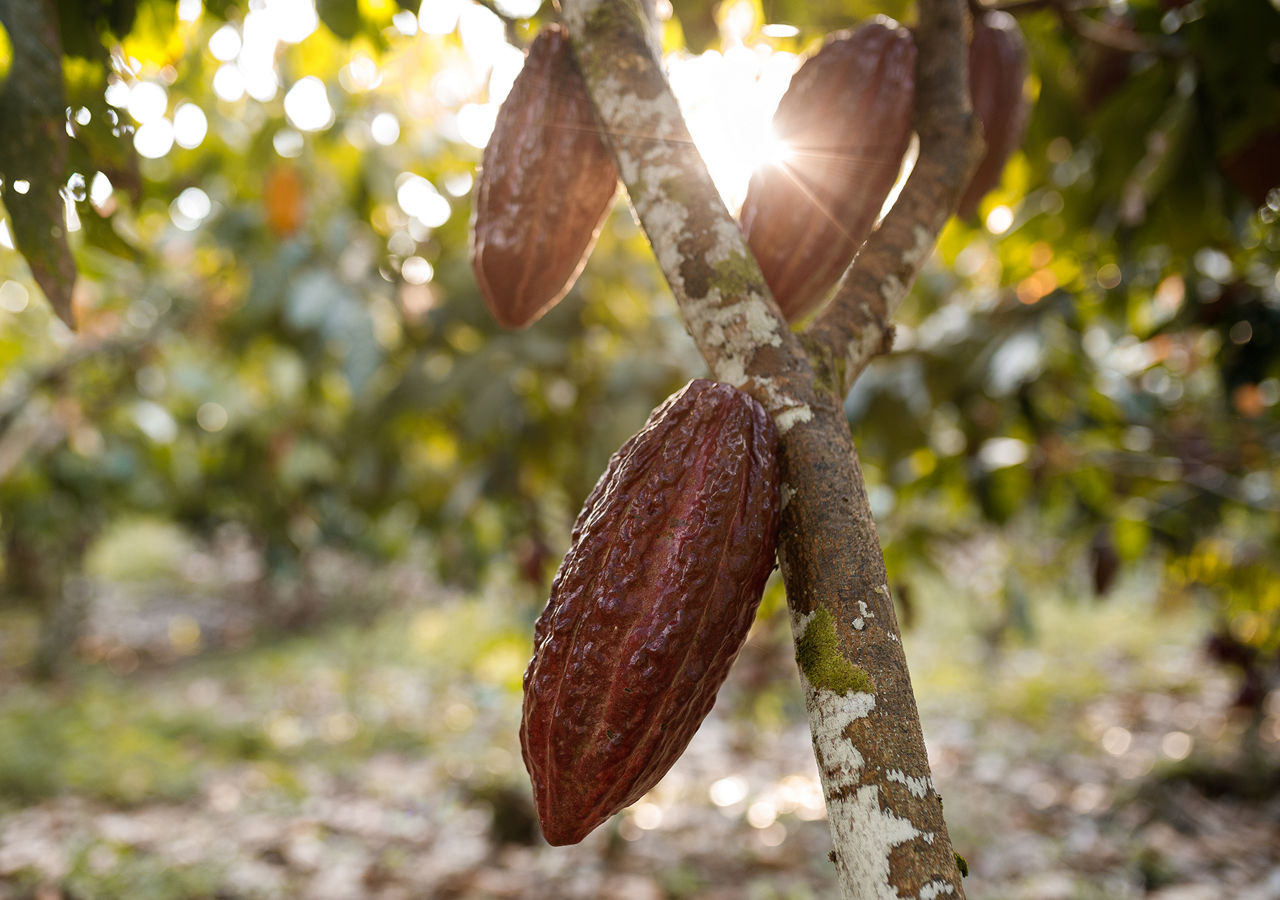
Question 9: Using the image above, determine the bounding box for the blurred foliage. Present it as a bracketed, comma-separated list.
[0, 0, 697, 674]
[0, 0, 1277, 697]
[0, 591, 533, 811]
[0, 684, 211, 805]
[849, 0, 1280, 704]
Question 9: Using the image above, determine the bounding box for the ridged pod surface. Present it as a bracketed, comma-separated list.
[470, 25, 618, 329]
[958, 10, 1030, 219]
[739, 18, 916, 322]
[521, 379, 781, 846]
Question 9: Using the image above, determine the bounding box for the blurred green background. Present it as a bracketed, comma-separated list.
[0, 0, 1278, 897]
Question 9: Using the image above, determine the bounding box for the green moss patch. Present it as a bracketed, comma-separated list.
[795, 607, 875, 695]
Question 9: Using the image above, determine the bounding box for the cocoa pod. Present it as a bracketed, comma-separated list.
[958, 10, 1031, 220]
[739, 18, 916, 322]
[1080, 12, 1135, 112]
[470, 25, 618, 329]
[1089, 526, 1120, 598]
[1219, 126, 1280, 207]
[520, 379, 780, 845]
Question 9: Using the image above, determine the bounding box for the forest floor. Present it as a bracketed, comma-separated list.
[0, 539, 1278, 900]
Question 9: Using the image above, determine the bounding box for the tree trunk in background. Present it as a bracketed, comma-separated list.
[29, 531, 92, 681]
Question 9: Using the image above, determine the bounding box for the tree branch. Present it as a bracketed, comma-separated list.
[560, 0, 814, 425]
[0, 313, 177, 441]
[806, 0, 983, 397]
[975, 0, 1174, 58]
[1061, 7, 1167, 56]
[561, 1, 967, 895]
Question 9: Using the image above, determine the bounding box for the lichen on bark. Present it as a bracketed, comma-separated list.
[795, 607, 876, 695]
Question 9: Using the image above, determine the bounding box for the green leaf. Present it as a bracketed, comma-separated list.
[673, 0, 719, 52]
[64, 59, 143, 207]
[78, 208, 143, 262]
[55, 0, 108, 60]
[317, 0, 361, 40]
[200, 0, 238, 19]
[120, 0, 180, 68]
[0, 0, 76, 328]
[107, 0, 139, 36]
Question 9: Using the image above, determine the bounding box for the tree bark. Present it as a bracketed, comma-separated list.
[561, 1, 980, 895]
[809, 0, 982, 391]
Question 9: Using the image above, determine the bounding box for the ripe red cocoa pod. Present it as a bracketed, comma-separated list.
[470, 25, 618, 329]
[520, 379, 781, 846]
[739, 18, 916, 322]
[958, 10, 1031, 219]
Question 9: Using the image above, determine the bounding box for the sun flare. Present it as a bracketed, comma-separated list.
[666, 46, 799, 213]
[750, 126, 795, 171]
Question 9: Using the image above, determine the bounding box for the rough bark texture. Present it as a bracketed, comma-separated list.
[808, 0, 984, 395]
[561, 1, 979, 896]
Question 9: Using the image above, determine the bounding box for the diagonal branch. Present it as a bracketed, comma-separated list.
[560, 1, 970, 896]
[976, 0, 1175, 57]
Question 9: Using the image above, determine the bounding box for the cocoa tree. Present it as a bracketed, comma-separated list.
[501, 0, 982, 893]
[4, 0, 1277, 893]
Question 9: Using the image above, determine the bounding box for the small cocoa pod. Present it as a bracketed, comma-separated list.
[739, 18, 916, 322]
[470, 25, 618, 329]
[958, 10, 1031, 219]
[520, 379, 781, 846]
[1080, 11, 1135, 112]
[1089, 526, 1120, 598]
[1219, 126, 1280, 207]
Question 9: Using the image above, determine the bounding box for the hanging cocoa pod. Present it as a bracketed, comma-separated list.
[1080, 12, 1136, 112]
[520, 379, 780, 846]
[739, 18, 916, 322]
[470, 25, 618, 329]
[1219, 126, 1280, 207]
[958, 10, 1031, 219]
[1089, 526, 1120, 598]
